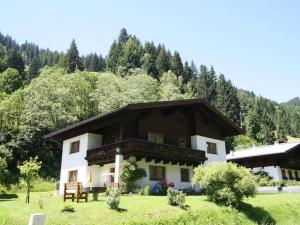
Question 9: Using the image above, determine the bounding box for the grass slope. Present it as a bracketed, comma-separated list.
[0, 192, 300, 225]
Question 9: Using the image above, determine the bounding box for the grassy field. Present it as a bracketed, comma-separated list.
[0, 192, 300, 225]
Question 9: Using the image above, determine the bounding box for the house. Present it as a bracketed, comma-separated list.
[45, 99, 242, 194]
[227, 141, 300, 181]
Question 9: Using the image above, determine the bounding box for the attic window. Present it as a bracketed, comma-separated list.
[70, 141, 80, 154]
[207, 142, 217, 154]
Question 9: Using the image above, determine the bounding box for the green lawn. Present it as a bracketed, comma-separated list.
[0, 192, 300, 225]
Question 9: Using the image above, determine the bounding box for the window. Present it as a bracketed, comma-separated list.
[295, 171, 299, 180]
[181, 168, 190, 182]
[68, 170, 78, 182]
[148, 132, 164, 144]
[150, 166, 165, 180]
[282, 169, 287, 180]
[178, 136, 187, 148]
[70, 141, 80, 154]
[207, 142, 217, 154]
[288, 170, 294, 180]
[110, 168, 115, 183]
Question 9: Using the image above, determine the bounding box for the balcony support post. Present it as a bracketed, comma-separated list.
[114, 154, 124, 185]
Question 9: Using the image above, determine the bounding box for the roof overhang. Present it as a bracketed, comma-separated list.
[45, 98, 243, 141]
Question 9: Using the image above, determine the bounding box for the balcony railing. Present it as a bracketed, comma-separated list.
[86, 138, 206, 166]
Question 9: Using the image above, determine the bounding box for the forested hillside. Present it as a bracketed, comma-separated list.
[0, 29, 299, 184]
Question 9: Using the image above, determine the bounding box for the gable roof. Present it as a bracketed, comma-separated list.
[45, 98, 243, 141]
[227, 141, 300, 160]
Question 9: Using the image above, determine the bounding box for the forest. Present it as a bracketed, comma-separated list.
[0, 28, 299, 184]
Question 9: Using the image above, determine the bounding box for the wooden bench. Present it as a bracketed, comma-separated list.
[64, 182, 88, 203]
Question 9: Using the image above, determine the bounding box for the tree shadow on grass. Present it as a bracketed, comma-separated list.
[0, 193, 18, 200]
[115, 208, 128, 213]
[239, 202, 277, 225]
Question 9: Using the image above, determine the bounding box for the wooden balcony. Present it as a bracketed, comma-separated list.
[85, 138, 207, 167]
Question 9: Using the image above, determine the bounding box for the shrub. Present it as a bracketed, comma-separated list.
[61, 205, 75, 212]
[106, 188, 121, 209]
[192, 162, 256, 207]
[120, 161, 146, 192]
[167, 188, 185, 208]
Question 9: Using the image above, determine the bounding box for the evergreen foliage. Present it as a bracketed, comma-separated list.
[66, 39, 83, 73]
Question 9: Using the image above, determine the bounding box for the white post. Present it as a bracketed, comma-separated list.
[114, 154, 124, 185]
[28, 214, 45, 225]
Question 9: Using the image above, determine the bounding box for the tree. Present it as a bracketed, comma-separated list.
[155, 45, 170, 76]
[106, 41, 122, 73]
[246, 108, 261, 141]
[18, 157, 41, 203]
[215, 74, 241, 124]
[117, 37, 143, 74]
[141, 42, 158, 78]
[27, 57, 41, 81]
[182, 61, 193, 84]
[159, 71, 184, 100]
[170, 51, 183, 77]
[0, 58, 8, 73]
[66, 39, 83, 73]
[7, 49, 25, 76]
[118, 28, 129, 44]
[190, 60, 198, 79]
[193, 65, 217, 103]
[85, 53, 101, 72]
[0, 68, 23, 93]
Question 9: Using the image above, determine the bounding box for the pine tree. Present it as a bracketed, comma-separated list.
[27, 57, 41, 81]
[99, 54, 106, 72]
[106, 41, 121, 73]
[190, 60, 198, 79]
[118, 28, 129, 44]
[142, 42, 158, 78]
[182, 61, 193, 83]
[215, 74, 241, 124]
[155, 45, 170, 76]
[117, 37, 142, 74]
[66, 39, 83, 73]
[7, 49, 25, 76]
[171, 51, 183, 77]
[193, 65, 217, 103]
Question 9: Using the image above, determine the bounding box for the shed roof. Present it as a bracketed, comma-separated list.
[227, 141, 300, 160]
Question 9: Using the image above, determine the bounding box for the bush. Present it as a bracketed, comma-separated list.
[120, 161, 146, 192]
[106, 188, 121, 209]
[61, 205, 75, 212]
[192, 163, 256, 207]
[167, 188, 185, 208]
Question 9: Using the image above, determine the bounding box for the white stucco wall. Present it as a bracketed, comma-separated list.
[136, 159, 194, 190]
[59, 133, 102, 194]
[191, 135, 226, 165]
[252, 166, 282, 181]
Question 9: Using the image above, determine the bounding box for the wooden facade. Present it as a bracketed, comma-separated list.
[85, 138, 207, 166]
[46, 99, 242, 166]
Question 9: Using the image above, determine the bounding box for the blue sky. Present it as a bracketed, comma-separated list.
[0, 0, 299, 102]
